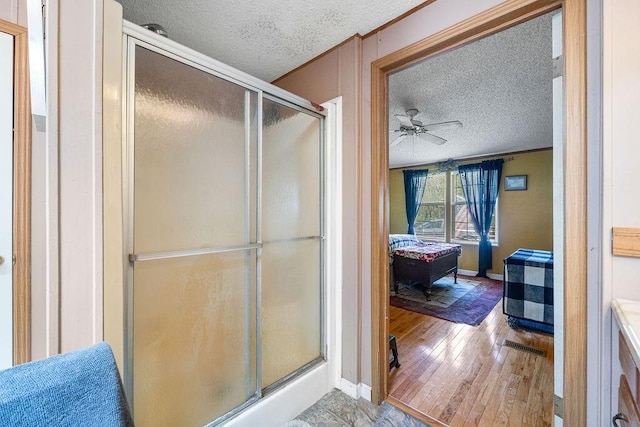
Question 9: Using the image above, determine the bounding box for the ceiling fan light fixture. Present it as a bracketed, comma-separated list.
[391, 108, 462, 147]
[436, 158, 460, 172]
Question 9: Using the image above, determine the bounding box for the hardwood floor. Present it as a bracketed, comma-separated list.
[388, 300, 554, 427]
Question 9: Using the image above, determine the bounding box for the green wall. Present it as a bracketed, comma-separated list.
[389, 149, 554, 275]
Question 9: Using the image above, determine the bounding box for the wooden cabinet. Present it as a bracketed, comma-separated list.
[616, 333, 640, 426]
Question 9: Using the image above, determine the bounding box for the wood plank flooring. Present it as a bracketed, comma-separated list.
[388, 300, 554, 427]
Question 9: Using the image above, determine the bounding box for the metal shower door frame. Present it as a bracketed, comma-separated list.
[121, 22, 326, 426]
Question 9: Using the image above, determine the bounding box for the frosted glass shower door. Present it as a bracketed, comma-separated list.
[261, 97, 324, 389]
[129, 46, 258, 426]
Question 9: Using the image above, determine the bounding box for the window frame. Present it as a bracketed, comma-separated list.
[413, 172, 447, 242]
[450, 170, 499, 246]
[411, 170, 499, 245]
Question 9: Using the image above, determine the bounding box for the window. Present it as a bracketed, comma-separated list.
[414, 173, 446, 241]
[414, 171, 498, 244]
[451, 172, 497, 243]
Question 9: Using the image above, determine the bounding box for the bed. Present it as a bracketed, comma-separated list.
[389, 234, 462, 300]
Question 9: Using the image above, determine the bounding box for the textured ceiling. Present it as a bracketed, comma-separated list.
[115, 0, 425, 82]
[389, 11, 554, 168]
[116, 1, 555, 170]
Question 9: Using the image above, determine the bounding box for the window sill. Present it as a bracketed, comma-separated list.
[416, 237, 446, 243]
[416, 237, 499, 247]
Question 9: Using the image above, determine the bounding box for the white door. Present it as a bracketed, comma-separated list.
[551, 9, 564, 426]
[0, 31, 14, 370]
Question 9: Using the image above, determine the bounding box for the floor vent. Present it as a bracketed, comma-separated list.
[502, 339, 547, 357]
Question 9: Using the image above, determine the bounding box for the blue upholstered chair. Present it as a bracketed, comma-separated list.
[0, 342, 134, 426]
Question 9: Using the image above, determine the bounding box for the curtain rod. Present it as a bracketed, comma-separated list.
[389, 146, 552, 171]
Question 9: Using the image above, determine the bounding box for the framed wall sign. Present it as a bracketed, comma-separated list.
[505, 175, 527, 191]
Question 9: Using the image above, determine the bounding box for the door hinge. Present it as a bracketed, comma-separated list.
[552, 56, 563, 79]
[554, 394, 564, 419]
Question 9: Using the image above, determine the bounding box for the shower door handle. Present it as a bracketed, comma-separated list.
[613, 412, 629, 426]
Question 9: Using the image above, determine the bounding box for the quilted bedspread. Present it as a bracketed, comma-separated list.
[391, 242, 462, 263]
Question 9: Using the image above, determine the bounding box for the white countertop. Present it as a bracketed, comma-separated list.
[612, 298, 640, 370]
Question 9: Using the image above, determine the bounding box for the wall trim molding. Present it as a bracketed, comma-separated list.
[457, 269, 503, 281]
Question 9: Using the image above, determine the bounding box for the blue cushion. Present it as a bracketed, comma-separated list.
[0, 342, 134, 426]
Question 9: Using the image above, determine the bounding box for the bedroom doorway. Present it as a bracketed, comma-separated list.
[372, 0, 587, 425]
[384, 10, 559, 424]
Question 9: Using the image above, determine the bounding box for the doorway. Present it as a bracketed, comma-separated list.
[384, 10, 559, 425]
[371, 1, 588, 425]
[0, 19, 31, 369]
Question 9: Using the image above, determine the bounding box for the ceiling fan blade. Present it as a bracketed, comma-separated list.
[417, 132, 447, 145]
[421, 120, 463, 132]
[390, 133, 408, 147]
[394, 114, 414, 128]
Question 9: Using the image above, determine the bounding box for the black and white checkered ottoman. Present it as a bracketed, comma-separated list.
[503, 248, 554, 327]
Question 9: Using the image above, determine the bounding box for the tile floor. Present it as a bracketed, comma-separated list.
[287, 389, 431, 427]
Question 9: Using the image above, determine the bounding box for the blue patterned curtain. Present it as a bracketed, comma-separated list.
[403, 169, 429, 234]
[458, 159, 504, 277]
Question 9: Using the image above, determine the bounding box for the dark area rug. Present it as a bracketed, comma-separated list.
[390, 274, 503, 326]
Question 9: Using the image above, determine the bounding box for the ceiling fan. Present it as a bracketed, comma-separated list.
[391, 109, 462, 147]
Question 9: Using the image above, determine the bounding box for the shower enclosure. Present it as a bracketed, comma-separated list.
[121, 26, 327, 426]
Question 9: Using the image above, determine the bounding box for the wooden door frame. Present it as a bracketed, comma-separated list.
[0, 19, 31, 365]
[370, 0, 586, 425]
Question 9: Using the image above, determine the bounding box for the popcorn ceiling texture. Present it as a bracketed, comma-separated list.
[388, 11, 555, 168]
[116, 0, 425, 82]
[117, 2, 556, 169]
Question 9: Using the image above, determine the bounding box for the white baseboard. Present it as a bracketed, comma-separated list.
[458, 269, 503, 281]
[338, 378, 371, 401]
[358, 383, 372, 401]
[339, 378, 358, 399]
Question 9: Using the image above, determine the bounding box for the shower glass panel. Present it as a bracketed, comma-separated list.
[134, 46, 257, 253]
[132, 252, 257, 426]
[261, 98, 323, 389]
[127, 39, 325, 426]
[131, 46, 258, 425]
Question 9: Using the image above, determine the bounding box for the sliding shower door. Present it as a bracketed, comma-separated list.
[125, 41, 324, 427]
[129, 45, 259, 426]
[261, 98, 323, 389]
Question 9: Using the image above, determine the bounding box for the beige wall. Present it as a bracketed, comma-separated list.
[57, 0, 104, 354]
[389, 150, 554, 275]
[604, 0, 640, 300]
[0, 0, 27, 26]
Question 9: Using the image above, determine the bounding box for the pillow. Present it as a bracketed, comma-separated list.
[388, 234, 420, 252]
